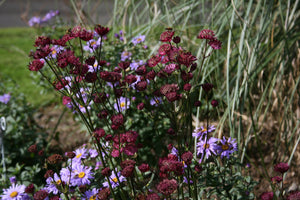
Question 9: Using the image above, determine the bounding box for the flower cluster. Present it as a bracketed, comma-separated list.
[28, 10, 59, 27]
[19, 26, 257, 199]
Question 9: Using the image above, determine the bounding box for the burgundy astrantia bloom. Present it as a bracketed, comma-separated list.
[287, 191, 300, 200]
[160, 29, 175, 42]
[100, 71, 121, 83]
[208, 38, 222, 50]
[156, 179, 178, 196]
[259, 191, 273, 200]
[197, 29, 215, 40]
[94, 24, 110, 36]
[274, 162, 289, 173]
[271, 176, 283, 184]
[28, 59, 44, 71]
[146, 193, 160, 200]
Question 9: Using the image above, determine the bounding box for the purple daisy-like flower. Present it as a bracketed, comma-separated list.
[1, 183, 26, 200]
[114, 97, 130, 112]
[0, 94, 11, 104]
[150, 97, 162, 106]
[83, 37, 102, 53]
[44, 173, 62, 195]
[121, 51, 132, 61]
[132, 35, 146, 45]
[71, 163, 94, 186]
[130, 60, 144, 71]
[192, 125, 216, 140]
[60, 167, 74, 185]
[196, 136, 219, 159]
[216, 136, 238, 159]
[49, 45, 64, 59]
[103, 170, 126, 188]
[9, 177, 16, 184]
[89, 148, 98, 158]
[83, 188, 99, 200]
[73, 147, 88, 163]
[88, 60, 99, 72]
[28, 16, 41, 27]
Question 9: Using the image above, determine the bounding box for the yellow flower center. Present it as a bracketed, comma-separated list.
[155, 99, 160, 103]
[112, 177, 118, 183]
[52, 50, 57, 55]
[56, 179, 62, 185]
[89, 195, 96, 200]
[93, 63, 97, 67]
[203, 144, 210, 149]
[120, 102, 125, 107]
[78, 172, 85, 178]
[76, 153, 82, 158]
[10, 191, 18, 198]
[137, 38, 142, 42]
[222, 144, 229, 150]
[91, 41, 96, 46]
[201, 128, 207, 133]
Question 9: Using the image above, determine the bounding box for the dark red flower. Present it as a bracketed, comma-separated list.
[47, 154, 63, 164]
[33, 190, 49, 200]
[177, 51, 197, 67]
[135, 81, 147, 91]
[85, 56, 96, 65]
[146, 193, 160, 200]
[211, 99, 219, 107]
[147, 55, 161, 67]
[28, 144, 37, 153]
[197, 29, 215, 40]
[25, 183, 35, 194]
[125, 74, 137, 84]
[111, 114, 124, 126]
[135, 65, 147, 75]
[101, 167, 111, 176]
[156, 179, 178, 196]
[183, 83, 192, 91]
[271, 176, 282, 184]
[94, 128, 106, 139]
[158, 44, 171, 55]
[274, 162, 289, 173]
[34, 36, 51, 47]
[118, 61, 131, 70]
[167, 128, 176, 135]
[85, 72, 97, 83]
[160, 30, 175, 42]
[94, 24, 110, 36]
[93, 92, 107, 103]
[165, 92, 181, 102]
[181, 151, 193, 165]
[194, 164, 203, 173]
[138, 163, 150, 172]
[97, 110, 109, 119]
[173, 36, 181, 44]
[100, 71, 121, 83]
[28, 59, 44, 71]
[208, 38, 222, 50]
[121, 165, 135, 177]
[259, 192, 273, 200]
[53, 78, 69, 90]
[137, 102, 145, 110]
[79, 30, 94, 41]
[123, 144, 138, 156]
[33, 46, 52, 59]
[287, 191, 300, 200]
[201, 83, 214, 92]
[145, 70, 156, 80]
[194, 100, 202, 107]
[38, 149, 44, 156]
[44, 170, 54, 179]
[160, 84, 179, 95]
[97, 188, 111, 200]
[65, 152, 76, 159]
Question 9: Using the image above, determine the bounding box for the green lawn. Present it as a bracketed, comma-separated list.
[0, 27, 56, 106]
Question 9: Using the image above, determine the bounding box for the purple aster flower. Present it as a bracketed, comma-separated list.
[60, 167, 73, 185]
[49, 45, 64, 59]
[0, 94, 11, 104]
[95, 161, 102, 170]
[89, 149, 98, 158]
[83, 188, 99, 200]
[1, 183, 26, 200]
[83, 38, 102, 53]
[114, 97, 130, 112]
[88, 60, 99, 72]
[28, 16, 41, 27]
[44, 173, 62, 195]
[192, 125, 216, 139]
[121, 51, 132, 61]
[196, 136, 219, 159]
[42, 10, 59, 22]
[9, 176, 16, 184]
[217, 136, 238, 159]
[150, 97, 162, 106]
[71, 163, 94, 186]
[130, 60, 144, 71]
[73, 147, 88, 163]
[132, 35, 146, 45]
[216, 136, 238, 159]
[103, 170, 126, 188]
